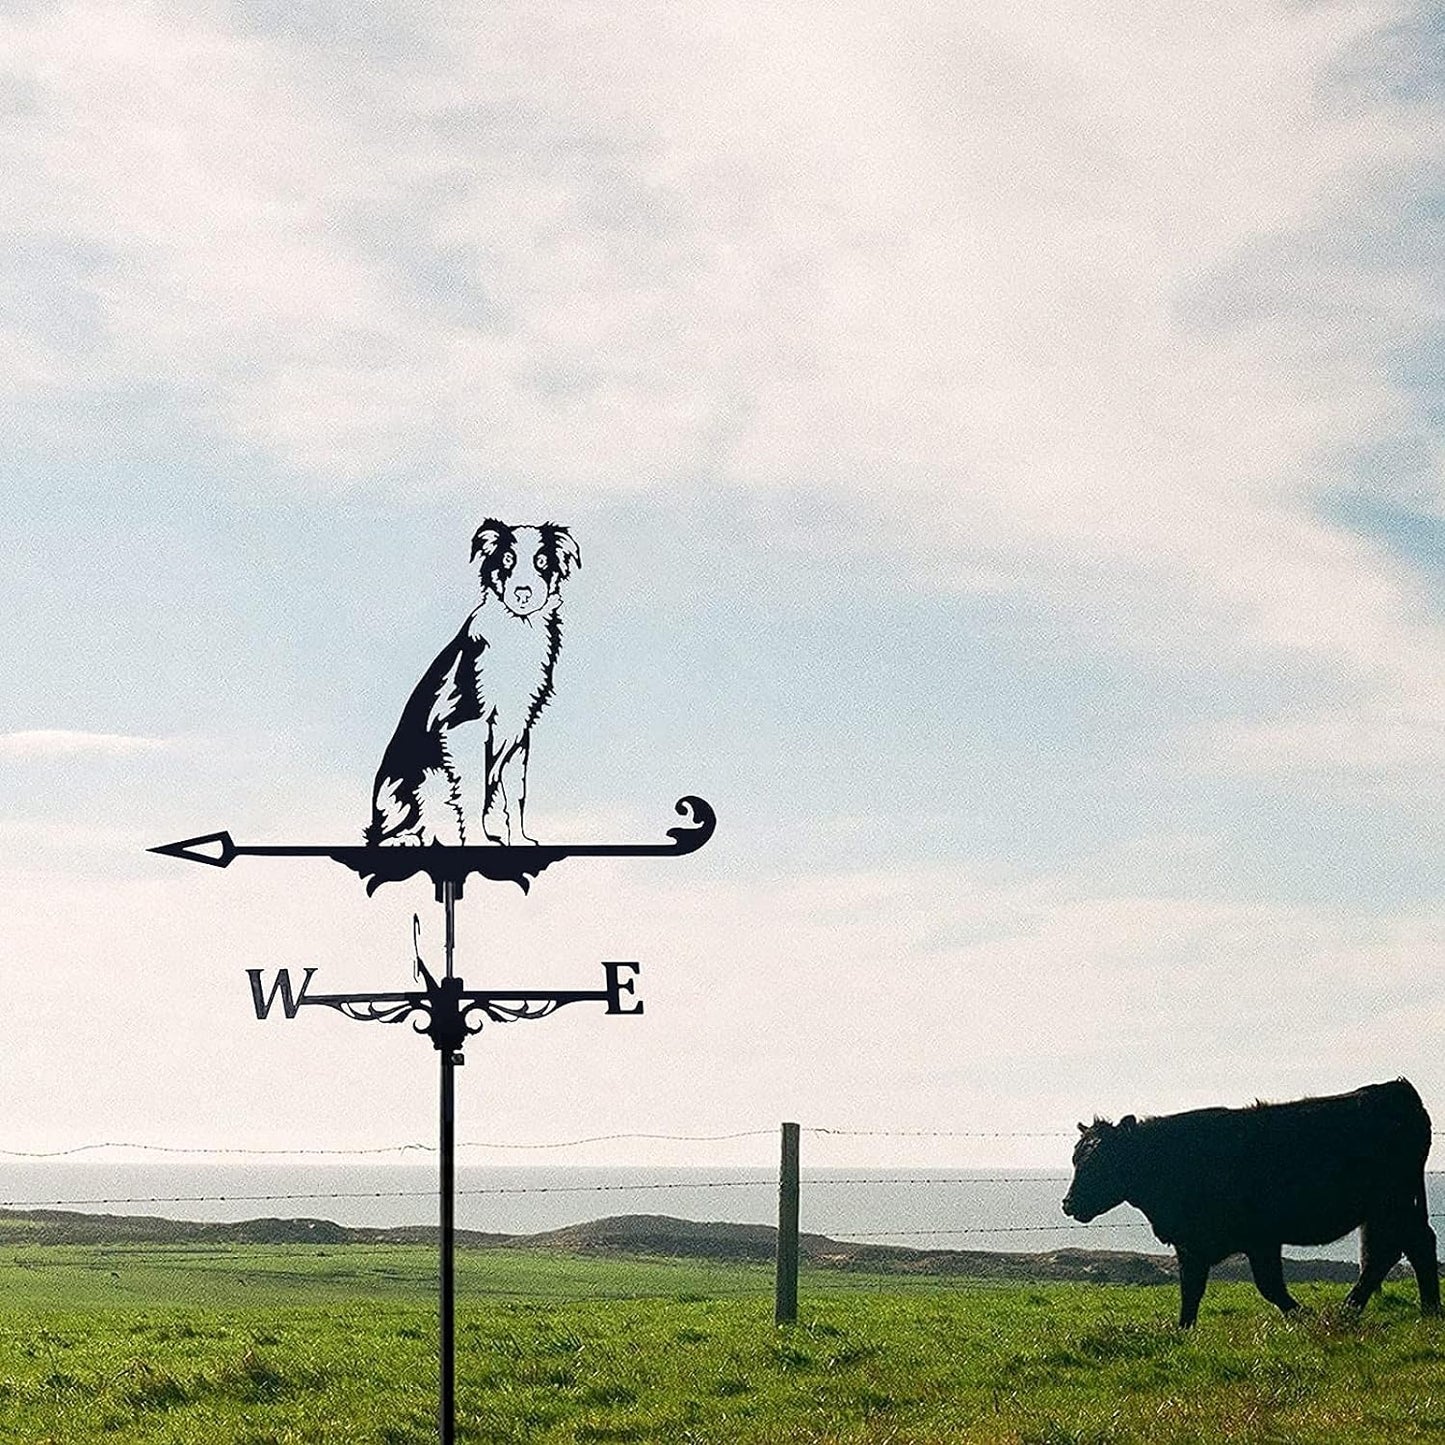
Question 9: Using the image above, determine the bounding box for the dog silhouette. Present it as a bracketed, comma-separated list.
[366, 520, 579, 846]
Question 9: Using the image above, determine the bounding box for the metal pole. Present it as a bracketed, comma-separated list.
[439, 880, 457, 1445]
[439, 1044, 455, 1444]
[775, 1121, 800, 1325]
[444, 881, 456, 981]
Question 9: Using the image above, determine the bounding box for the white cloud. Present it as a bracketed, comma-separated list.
[2, 1, 1442, 778]
[3, 849, 1440, 1167]
[1204, 697, 1445, 782]
[0, 729, 168, 759]
[0, 3, 1400, 488]
[5, 1, 1445, 1228]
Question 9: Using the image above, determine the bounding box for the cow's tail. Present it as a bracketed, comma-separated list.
[1387, 1077, 1432, 1157]
[1394, 1079, 1435, 1230]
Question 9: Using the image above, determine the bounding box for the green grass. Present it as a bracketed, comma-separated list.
[0, 1244, 1440, 1442]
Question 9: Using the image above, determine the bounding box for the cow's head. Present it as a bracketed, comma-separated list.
[1061, 1115, 1138, 1222]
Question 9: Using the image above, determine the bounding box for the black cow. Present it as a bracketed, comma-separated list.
[1062, 1079, 1440, 1327]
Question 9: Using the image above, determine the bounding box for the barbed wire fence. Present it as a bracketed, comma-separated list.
[2, 1127, 1442, 1252]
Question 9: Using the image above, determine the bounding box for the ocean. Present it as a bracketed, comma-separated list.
[4, 1163, 1438, 1262]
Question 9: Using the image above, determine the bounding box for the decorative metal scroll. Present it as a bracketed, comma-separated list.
[152, 794, 715, 897]
[247, 957, 642, 1054]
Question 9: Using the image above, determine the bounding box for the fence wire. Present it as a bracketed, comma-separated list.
[3, 1172, 1443, 1234]
[3, 1129, 1444, 1253]
[4, 1124, 1443, 1158]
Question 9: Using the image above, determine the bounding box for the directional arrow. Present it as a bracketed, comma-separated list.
[151, 795, 716, 897]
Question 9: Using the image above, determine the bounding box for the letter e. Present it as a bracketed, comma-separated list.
[603, 961, 643, 1015]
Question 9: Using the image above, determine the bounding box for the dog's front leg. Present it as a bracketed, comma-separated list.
[483, 731, 539, 845]
[499, 734, 536, 845]
[481, 729, 514, 845]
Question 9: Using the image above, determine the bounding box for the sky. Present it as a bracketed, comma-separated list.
[1, 0, 1443, 1171]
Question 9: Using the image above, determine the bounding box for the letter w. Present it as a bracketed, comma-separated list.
[247, 968, 317, 1019]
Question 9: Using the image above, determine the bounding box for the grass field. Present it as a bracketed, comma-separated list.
[0, 1242, 1441, 1443]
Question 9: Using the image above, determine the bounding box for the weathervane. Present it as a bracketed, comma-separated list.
[151, 519, 714, 1445]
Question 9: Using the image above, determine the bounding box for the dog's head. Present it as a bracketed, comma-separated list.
[471, 519, 580, 619]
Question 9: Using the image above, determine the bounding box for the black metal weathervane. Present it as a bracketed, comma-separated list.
[151, 521, 714, 1445]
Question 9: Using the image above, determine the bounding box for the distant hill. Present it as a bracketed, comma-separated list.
[518, 1214, 1373, 1285]
[0, 1208, 1376, 1285]
[0, 1208, 509, 1249]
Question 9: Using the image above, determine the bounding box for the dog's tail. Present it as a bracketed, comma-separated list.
[364, 781, 393, 846]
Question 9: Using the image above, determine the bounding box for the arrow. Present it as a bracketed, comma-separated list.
[151, 795, 716, 897]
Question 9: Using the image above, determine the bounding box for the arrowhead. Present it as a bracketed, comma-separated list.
[149, 831, 236, 867]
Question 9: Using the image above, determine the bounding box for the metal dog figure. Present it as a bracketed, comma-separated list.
[366, 520, 580, 847]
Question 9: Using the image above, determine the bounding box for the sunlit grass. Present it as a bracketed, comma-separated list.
[0, 1244, 1438, 1442]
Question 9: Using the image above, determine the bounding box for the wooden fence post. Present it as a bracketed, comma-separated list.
[775, 1120, 800, 1324]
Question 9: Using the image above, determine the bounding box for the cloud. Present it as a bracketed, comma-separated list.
[2, 0, 1442, 786]
[4, 844, 1441, 1165]
[5, 1, 1444, 1205]
[0, 729, 168, 759]
[0, 4, 1401, 491]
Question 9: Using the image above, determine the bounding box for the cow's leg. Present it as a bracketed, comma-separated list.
[1403, 1209, 1440, 1316]
[1176, 1248, 1209, 1328]
[1347, 1219, 1402, 1311]
[1246, 1245, 1298, 1315]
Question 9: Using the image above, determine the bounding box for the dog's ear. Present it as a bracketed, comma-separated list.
[544, 525, 581, 579]
[471, 519, 510, 562]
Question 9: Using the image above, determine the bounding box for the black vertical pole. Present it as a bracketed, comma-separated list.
[439, 880, 457, 1445]
[775, 1121, 800, 1325]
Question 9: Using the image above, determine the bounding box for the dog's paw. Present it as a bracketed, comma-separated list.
[481, 806, 512, 845]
